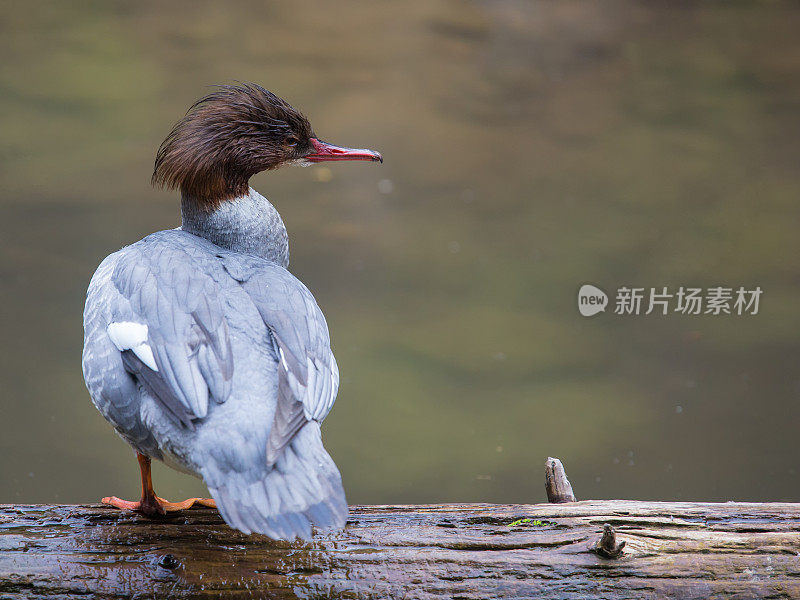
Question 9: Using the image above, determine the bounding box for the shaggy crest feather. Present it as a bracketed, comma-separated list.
[152, 84, 315, 208]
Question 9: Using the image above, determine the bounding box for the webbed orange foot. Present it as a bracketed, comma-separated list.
[102, 494, 216, 516]
[154, 496, 217, 511]
[101, 453, 216, 518]
[101, 495, 166, 517]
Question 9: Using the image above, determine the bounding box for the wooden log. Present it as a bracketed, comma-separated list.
[2, 501, 800, 599]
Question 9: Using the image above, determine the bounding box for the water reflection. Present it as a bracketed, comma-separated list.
[0, 1, 798, 507]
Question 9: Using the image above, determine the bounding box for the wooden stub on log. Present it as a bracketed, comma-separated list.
[591, 523, 626, 558]
[2, 501, 800, 599]
[545, 456, 576, 503]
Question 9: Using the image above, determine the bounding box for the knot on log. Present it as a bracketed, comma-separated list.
[545, 457, 576, 503]
[158, 554, 179, 570]
[592, 523, 626, 559]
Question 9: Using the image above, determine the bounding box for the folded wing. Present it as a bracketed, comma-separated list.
[220, 256, 339, 466]
[109, 241, 234, 428]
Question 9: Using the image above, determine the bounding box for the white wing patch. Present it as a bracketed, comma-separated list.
[278, 347, 290, 371]
[107, 322, 158, 372]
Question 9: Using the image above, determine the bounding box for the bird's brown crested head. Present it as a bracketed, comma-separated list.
[152, 83, 382, 209]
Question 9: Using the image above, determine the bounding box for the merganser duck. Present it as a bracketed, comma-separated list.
[82, 84, 382, 539]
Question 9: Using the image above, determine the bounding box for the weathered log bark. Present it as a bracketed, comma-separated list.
[545, 456, 576, 503]
[1, 501, 799, 599]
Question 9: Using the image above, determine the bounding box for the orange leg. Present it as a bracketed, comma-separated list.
[102, 453, 216, 517]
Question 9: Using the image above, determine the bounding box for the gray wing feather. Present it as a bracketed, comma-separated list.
[111, 241, 233, 428]
[222, 257, 339, 466]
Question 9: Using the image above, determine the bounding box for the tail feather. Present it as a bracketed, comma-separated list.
[206, 421, 347, 540]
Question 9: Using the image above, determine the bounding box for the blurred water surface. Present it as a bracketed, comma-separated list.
[1, 1, 798, 506]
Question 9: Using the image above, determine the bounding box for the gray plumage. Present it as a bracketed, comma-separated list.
[82, 188, 345, 540]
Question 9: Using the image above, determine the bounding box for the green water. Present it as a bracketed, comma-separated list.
[1, 1, 798, 506]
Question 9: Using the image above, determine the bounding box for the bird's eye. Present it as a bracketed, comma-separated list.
[285, 135, 298, 147]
